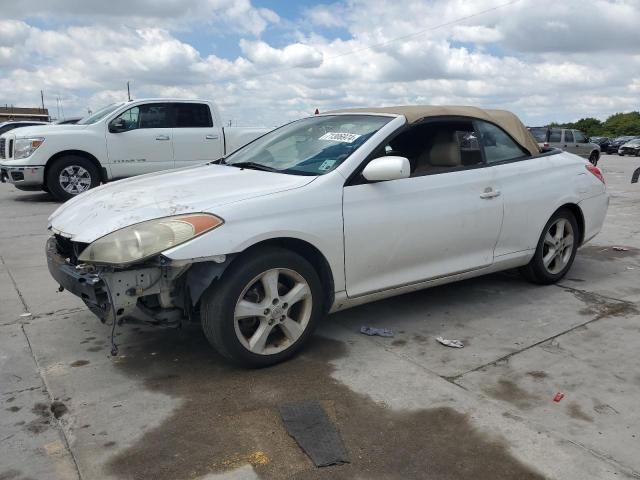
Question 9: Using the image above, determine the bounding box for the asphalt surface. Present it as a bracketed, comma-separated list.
[1, 154, 639, 480]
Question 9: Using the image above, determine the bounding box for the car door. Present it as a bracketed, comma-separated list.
[342, 119, 504, 298]
[548, 128, 562, 149]
[572, 130, 591, 158]
[476, 120, 557, 257]
[172, 102, 224, 166]
[106, 103, 174, 178]
[562, 129, 579, 156]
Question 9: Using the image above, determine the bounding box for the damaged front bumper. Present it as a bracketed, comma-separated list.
[46, 236, 193, 327]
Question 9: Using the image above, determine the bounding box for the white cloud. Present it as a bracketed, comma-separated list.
[0, 0, 638, 127]
[451, 25, 502, 43]
[240, 40, 323, 68]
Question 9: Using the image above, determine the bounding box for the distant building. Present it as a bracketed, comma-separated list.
[0, 106, 49, 122]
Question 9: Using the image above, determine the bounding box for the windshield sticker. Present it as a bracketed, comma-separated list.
[318, 160, 336, 171]
[319, 132, 361, 143]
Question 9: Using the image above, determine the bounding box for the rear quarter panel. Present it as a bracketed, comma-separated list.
[493, 152, 600, 257]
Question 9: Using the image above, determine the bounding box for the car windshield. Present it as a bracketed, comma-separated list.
[625, 140, 640, 146]
[77, 103, 124, 125]
[223, 115, 392, 175]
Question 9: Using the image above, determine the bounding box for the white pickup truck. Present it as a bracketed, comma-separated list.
[0, 99, 269, 200]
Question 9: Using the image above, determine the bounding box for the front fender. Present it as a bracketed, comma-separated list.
[161, 189, 346, 291]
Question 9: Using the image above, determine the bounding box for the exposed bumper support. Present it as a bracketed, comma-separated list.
[46, 237, 169, 323]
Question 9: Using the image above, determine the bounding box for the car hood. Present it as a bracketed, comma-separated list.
[10, 124, 89, 138]
[48, 164, 316, 243]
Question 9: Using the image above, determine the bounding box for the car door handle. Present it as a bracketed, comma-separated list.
[205, 134, 219, 140]
[155, 135, 170, 141]
[480, 188, 501, 199]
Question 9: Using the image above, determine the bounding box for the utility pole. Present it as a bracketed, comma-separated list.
[40, 90, 45, 112]
[127, 81, 131, 101]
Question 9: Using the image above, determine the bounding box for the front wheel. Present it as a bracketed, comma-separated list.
[200, 247, 324, 367]
[588, 151, 599, 166]
[46, 156, 100, 201]
[520, 209, 579, 285]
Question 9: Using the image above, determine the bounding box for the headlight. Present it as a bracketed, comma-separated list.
[14, 137, 45, 159]
[78, 213, 223, 265]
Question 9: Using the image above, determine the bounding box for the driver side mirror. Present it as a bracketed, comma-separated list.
[362, 156, 410, 182]
[109, 118, 127, 133]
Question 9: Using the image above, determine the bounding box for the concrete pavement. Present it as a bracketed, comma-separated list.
[1, 154, 638, 479]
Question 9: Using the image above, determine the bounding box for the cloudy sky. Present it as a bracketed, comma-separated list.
[1, 0, 639, 126]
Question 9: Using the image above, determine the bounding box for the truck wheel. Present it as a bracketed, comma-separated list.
[588, 151, 599, 165]
[200, 247, 324, 368]
[520, 209, 579, 285]
[46, 156, 100, 201]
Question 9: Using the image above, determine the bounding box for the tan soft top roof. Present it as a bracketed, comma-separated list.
[327, 105, 540, 155]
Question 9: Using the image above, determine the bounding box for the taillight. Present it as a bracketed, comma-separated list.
[586, 164, 605, 183]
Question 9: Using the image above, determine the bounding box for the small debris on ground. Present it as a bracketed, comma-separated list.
[19, 313, 32, 317]
[435, 336, 464, 348]
[279, 400, 350, 467]
[612, 246, 629, 252]
[360, 326, 394, 337]
[553, 392, 565, 402]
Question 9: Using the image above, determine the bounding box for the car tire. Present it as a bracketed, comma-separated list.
[588, 151, 599, 165]
[520, 209, 579, 285]
[200, 247, 324, 368]
[46, 156, 100, 201]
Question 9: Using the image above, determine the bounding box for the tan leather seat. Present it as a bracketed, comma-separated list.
[413, 131, 461, 175]
[429, 132, 461, 167]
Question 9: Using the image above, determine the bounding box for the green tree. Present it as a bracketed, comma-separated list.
[547, 112, 640, 138]
[602, 112, 640, 137]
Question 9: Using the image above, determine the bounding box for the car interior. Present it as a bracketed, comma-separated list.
[378, 120, 483, 176]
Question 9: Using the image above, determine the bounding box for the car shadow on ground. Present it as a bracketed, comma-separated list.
[9, 191, 58, 204]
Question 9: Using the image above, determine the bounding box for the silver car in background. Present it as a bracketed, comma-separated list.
[529, 127, 600, 165]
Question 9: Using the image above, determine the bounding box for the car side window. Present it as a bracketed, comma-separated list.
[377, 120, 483, 178]
[111, 104, 171, 131]
[564, 130, 574, 143]
[476, 121, 528, 163]
[574, 131, 587, 143]
[174, 103, 213, 128]
[549, 129, 561, 142]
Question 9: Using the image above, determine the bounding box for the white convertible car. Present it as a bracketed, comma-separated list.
[46, 106, 609, 367]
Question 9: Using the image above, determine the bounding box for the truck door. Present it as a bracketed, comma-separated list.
[106, 103, 174, 178]
[562, 130, 578, 155]
[172, 102, 224, 166]
[572, 130, 591, 159]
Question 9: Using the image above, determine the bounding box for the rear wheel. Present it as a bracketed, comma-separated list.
[520, 209, 579, 285]
[200, 247, 324, 367]
[46, 156, 100, 201]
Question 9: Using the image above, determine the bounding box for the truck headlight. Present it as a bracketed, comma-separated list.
[78, 213, 223, 266]
[14, 137, 45, 159]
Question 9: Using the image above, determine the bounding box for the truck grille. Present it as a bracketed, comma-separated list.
[0, 138, 5, 159]
[54, 234, 89, 265]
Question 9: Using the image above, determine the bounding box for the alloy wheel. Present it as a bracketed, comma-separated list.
[233, 268, 312, 355]
[59, 165, 92, 195]
[542, 218, 575, 274]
